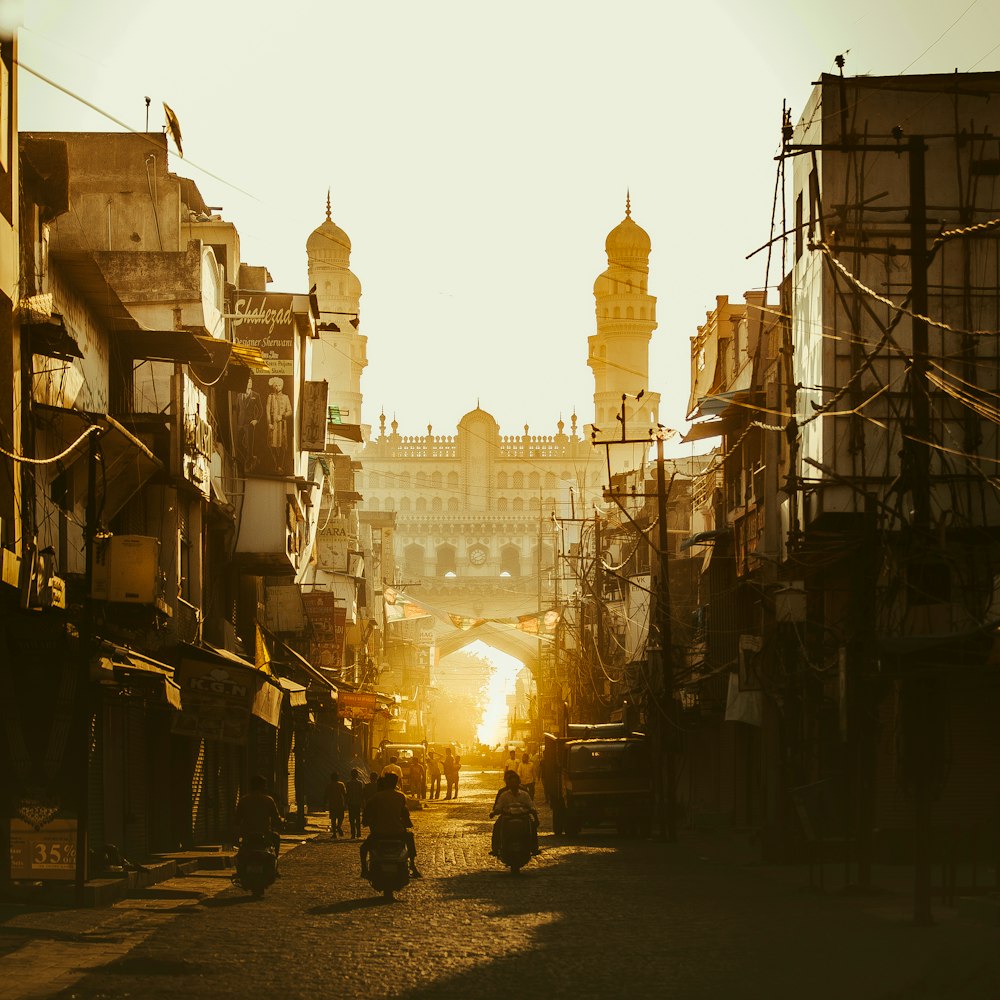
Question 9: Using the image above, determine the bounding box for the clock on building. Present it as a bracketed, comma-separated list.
[468, 545, 488, 566]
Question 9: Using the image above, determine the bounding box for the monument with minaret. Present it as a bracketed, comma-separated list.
[307, 192, 368, 446]
[587, 194, 661, 475]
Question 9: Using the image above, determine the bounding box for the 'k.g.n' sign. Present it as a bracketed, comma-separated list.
[230, 292, 297, 479]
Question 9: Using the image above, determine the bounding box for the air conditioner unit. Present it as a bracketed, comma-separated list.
[92, 536, 160, 604]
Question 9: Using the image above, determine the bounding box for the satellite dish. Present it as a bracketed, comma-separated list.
[162, 102, 183, 156]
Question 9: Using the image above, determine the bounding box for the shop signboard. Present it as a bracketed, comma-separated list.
[337, 690, 377, 721]
[230, 291, 297, 479]
[172, 657, 281, 743]
[309, 606, 346, 670]
[316, 516, 350, 572]
[301, 381, 328, 452]
[302, 591, 336, 638]
[9, 817, 78, 881]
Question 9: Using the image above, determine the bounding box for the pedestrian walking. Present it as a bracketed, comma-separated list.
[346, 768, 365, 839]
[427, 752, 442, 799]
[361, 770, 379, 811]
[516, 750, 537, 799]
[325, 770, 347, 838]
[503, 748, 518, 781]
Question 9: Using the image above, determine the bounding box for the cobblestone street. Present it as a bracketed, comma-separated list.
[0, 771, 996, 1000]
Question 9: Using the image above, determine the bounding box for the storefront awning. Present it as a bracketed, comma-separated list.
[268, 636, 340, 699]
[277, 676, 308, 708]
[92, 641, 182, 710]
[34, 405, 162, 521]
[680, 420, 724, 444]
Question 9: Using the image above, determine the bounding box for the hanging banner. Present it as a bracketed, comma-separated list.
[230, 291, 296, 479]
[337, 690, 377, 721]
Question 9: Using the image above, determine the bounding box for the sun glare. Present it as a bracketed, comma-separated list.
[467, 641, 523, 745]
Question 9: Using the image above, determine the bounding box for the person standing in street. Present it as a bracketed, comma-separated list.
[381, 755, 405, 788]
[346, 768, 365, 839]
[444, 747, 461, 799]
[325, 770, 347, 838]
[427, 752, 442, 799]
[503, 748, 518, 782]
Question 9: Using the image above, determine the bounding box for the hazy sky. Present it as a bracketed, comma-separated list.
[12, 0, 1000, 446]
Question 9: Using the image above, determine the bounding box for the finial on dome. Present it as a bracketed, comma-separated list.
[379, 410, 386, 435]
[325, 189, 331, 221]
[626, 189, 631, 218]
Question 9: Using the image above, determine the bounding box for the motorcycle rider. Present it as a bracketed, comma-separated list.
[489, 770, 540, 857]
[235, 774, 283, 876]
[360, 772, 422, 879]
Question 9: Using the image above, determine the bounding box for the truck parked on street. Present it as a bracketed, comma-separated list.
[542, 723, 653, 837]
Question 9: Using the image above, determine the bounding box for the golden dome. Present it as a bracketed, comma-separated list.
[307, 191, 351, 262]
[605, 192, 651, 262]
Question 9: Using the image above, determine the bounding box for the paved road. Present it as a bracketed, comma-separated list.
[0, 771, 997, 999]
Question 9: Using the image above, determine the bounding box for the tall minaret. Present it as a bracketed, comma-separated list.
[587, 194, 660, 473]
[307, 192, 367, 434]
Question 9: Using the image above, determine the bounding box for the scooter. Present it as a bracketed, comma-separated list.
[366, 837, 410, 901]
[495, 805, 534, 874]
[233, 832, 278, 897]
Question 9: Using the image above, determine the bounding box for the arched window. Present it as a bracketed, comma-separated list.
[447, 497, 459, 512]
[384, 471, 396, 488]
[626, 306, 634, 319]
[404, 543, 425, 577]
[529, 472, 540, 489]
[447, 471, 459, 488]
[513, 471, 524, 489]
[432, 497, 442, 512]
[529, 496, 540, 512]
[416, 471, 427, 489]
[500, 544, 520, 577]
[497, 471, 508, 489]
[431, 471, 442, 489]
[369, 472, 381, 489]
[545, 472, 556, 489]
[497, 497, 508, 512]
[416, 497, 427, 512]
[399, 472, 411, 490]
[436, 543, 457, 576]
[513, 497, 524, 512]
[400, 497, 411, 512]
[384, 496, 395, 511]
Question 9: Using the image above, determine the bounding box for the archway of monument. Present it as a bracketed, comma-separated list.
[433, 622, 550, 677]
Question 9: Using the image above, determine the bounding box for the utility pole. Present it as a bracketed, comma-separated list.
[654, 433, 676, 841]
[785, 129, 936, 924]
[594, 391, 676, 840]
[906, 134, 935, 928]
[75, 427, 99, 903]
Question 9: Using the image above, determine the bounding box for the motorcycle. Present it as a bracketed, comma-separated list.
[495, 805, 534, 874]
[366, 837, 410, 901]
[233, 832, 278, 897]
